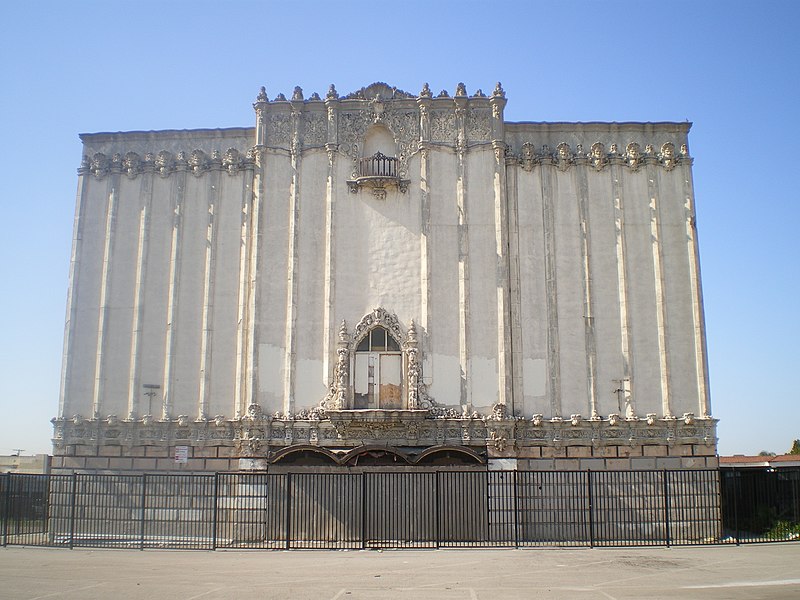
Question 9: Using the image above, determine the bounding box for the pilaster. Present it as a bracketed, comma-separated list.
[282, 89, 304, 416]
[197, 169, 219, 421]
[680, 149, 711, 417]
[322, 86, 339, 386]
[610, 161, 635, 418]
[93, 175, 119, 419]
[645, 160, 672, 418]
[540, 159, 561, 417]
[454, 90, 470, 410]
[126, 173, 151, 420]
[59, 165, 89, 418]
[162, 168, 186, 420]
[574, 166, 598, 419]
[489, 83, 513, 411]
[236, 147, 257, 419]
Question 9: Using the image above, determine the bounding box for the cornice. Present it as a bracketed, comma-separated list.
[512, 140, 690, 173]
[52, 410, 717, 457]
[79, 146, 256, 179]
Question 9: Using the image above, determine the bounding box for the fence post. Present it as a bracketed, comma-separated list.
[285, 473, 292, 550]
[663, 470, 671, 547]
[587, 470, 594, 548]
[434, 471, 440, 549]
[512, 470, 519, 548]
[2, 474, 11, 547]
[68, 473, 78, 550]
[139, 474, 147, 550]
[211, 472, 219, 550]
[361, 472, 367, 549]
[732, 467, 740, 546]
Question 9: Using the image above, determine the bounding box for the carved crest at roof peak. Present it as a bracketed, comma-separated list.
[342, 82, 415, 100]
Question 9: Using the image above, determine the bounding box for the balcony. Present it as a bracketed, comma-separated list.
[347, 152, 410, 199]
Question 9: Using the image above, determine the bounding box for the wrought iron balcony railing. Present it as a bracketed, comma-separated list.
[347, 152, 409, 199]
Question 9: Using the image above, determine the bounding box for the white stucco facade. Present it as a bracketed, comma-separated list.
[52, 82, 716, 472]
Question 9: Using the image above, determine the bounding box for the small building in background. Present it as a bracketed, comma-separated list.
[0, 454, 51, 475]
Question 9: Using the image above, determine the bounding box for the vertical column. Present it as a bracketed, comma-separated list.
[540, 156, 562, 417]
[490, 84, 513, 410]
[240, 89, 268, 416]
[322, 86, 339, 385]
[126, 172, 152, 419]
[282, 92, 304, 416]
[646, 159, 672, 418]
[92, 177, 119, 419]
[197, 170, 219, 420]
[161, 170, 186, 420]
[236, 158, 256, 417]
[575, 167, 598, 419]
[454, 93, 471, 410]
[417, 87, 433, 361]
[610, 160, 635, 418]
[680, 149, 711, 417]
[505, 152, 524, 417]
[59, 159, 89, 417]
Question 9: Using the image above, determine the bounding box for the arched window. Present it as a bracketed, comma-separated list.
[353, 326, 402, 409]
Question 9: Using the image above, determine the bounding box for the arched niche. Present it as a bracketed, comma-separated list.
[363, 124, 396, 158]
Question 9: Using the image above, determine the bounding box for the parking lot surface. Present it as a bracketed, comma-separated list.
[1, 544, 799, 599]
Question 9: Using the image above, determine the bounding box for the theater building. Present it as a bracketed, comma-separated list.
[51, 82, 716, 473]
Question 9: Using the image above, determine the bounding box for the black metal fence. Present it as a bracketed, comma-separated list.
[1, 469, 797, 550]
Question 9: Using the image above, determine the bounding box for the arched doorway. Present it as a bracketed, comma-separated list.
[353, 326, 402, 409]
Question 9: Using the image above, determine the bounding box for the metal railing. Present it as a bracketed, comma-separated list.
[1, 468, 797, 550]
[358, 152, 397, 178]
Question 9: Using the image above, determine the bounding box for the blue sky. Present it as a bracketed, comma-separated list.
[0, 0, 797, 456]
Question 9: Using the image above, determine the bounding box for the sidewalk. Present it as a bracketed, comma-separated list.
[1, 544, 799, 599]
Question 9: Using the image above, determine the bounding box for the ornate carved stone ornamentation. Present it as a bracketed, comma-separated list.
[555, 142, 573, 171]
[222, 148, 241, 175]
[430, 110, 455, 142]
[589, 142, 608, 171]
[520, 142, 537, 171]
[353, 307, 405, 345]
[188, 149, 208, 176]
[155, 150, 173, 177]
[404, 321, 431, 410]
[91, 153, 108, 179]
[122, 152, 141, 178]
[626, 142, 642, 171]
[303, 112, 327, 147]
[467, 109, 492, 141]
[660, 141, 677, 171]
[268, 114, 292, 147]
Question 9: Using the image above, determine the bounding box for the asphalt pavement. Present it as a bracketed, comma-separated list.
[1, 543, 799, 599]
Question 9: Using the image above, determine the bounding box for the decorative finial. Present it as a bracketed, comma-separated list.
[338, 320, 348, 342]
[274, 92, 287, 101]
[437, 89, 450, 98]
[326, 84, 339, 100]
[407, 320, 418, 344]
[419, 82, 432, 98]
[292, 86, 304, 101]
[455, 82, 467, 97]
[309, 92, 321, 101]
[492, 82, 505, 98]
[256, 86, 268, 103]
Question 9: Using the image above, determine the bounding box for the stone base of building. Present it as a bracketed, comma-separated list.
[50, 442, 718, 474]
[51, 412, 718, 474]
